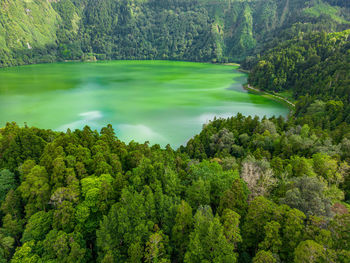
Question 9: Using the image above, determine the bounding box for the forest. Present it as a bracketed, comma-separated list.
[1, 29, 350, 260]
[2, 0, 350, 67]
[0, 110, 349, 262]
[1, 0, 350, 262]
[247, 29, 350, 131]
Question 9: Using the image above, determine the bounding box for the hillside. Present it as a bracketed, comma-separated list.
[0, 114, 349, 262]
[248, 29, 350, 134]
[1, 1, 350, 262]
[1, 0, 350, 67]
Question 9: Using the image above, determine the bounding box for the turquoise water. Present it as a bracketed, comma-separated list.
[0, 60, 289, 147]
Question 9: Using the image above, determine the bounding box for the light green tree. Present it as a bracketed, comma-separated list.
[294, 240, 326, 263]
[171, 200, 193, 262]
[18, 165, 50, 217]
[253, 250, 276, 263]
[221, 209, 242, 249]
[259, 221, 282, 254]
[184, 206, 237, 263]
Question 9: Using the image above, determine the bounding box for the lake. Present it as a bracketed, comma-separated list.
[0, 60, 289, 147]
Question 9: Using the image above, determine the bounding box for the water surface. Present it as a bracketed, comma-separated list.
[0, 61, 289, 147]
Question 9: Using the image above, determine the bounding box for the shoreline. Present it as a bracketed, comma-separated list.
[237, 68, 250, 74]
[244, 84, 296, 114]
[0, 59, 241, 69]
[1, 59, 294, 117]
[224, 64, 295, 115]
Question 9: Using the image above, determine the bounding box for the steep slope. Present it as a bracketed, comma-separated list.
[0, 0, 59, 50]
[0, 0, 81, 66]
[1, 0, 350, 67]
[0, 0, 60, 66]
[248, 29, 350, 131]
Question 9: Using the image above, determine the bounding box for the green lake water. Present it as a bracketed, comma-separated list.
[0, 60, 289, 147]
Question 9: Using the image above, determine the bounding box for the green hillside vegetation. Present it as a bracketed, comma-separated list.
[0, 0, 60, 65]
[304, 1, 349, 23]
[0, 111, 350, 262]
[2, 0, 350, 66]
[1, 0, 350, 262]
[0, 0, 59, 50]
[248, 29, 350, 132]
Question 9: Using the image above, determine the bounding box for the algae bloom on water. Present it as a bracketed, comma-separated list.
[0, 60, 289, 147]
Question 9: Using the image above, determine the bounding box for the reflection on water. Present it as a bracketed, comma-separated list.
[59, 111, 103, 131]
[0, 61, 289, 148]
[117, 123, 168, 146]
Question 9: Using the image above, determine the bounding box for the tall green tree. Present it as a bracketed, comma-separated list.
[0, 169, 16, 202]
[18, 164, 50, 217]
[171, 200, 193, 262]
[294, 240, 327, 263]
[280, 176, 332, 217]
[184, 206, 237, 263]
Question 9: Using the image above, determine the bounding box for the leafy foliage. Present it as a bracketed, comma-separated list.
[0, 115, 348, 262]
[1, 1, 350, 262]
[2, 0, 350, 66]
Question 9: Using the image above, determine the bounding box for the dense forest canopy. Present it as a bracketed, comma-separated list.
[1, 0, 350, 66]
[1, 30, 350, 260]
[247, 29, 350, 131]
[1, 0, 350, 262]
[0, 113, 350, 262]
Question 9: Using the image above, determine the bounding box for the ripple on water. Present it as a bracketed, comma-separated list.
[0, 61, 289, 148]
[59, 111, 103, 131]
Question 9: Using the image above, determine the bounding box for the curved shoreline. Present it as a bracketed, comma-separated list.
[244, 84, 295, 115]
[0, 59, 292, 111]
[221, 64, 294, 114]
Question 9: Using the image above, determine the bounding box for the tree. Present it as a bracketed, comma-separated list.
[259, 119, 277, 135]
[51, 156, 67, 189]
[0, 233, 14, 263]
[184, 206, 237, 263]
[97, 187, 155, 262]
[252, 250, 276, 263]
[145, 228, 170, 263]
[128, 242, 143, 263]
[329, 213, 350, 250]
[42, 230, 87, 262]
[289, 156, 315, 178]
[18, 165, 50, 217]
[185, 179, 210, 209]
[1, 190, 24, 240]
[241, 156, 276, 199]
[280, 208, 306, 262]
[221, 209, 242, 249]
[218, 178, 248, 216]
[294, 240, 326, 263]
[280, 176, 332, 217]
[10, 241, 40, 263]
[171, 200, 193, 262]
[21, 211, 53, 243]
[312, 153, 339, 184]
[0, 169, 16, 202]
[209, 128, 235, 155]
[76, 174, 115, 236]
[53, 200, 76, 233]
[242, 197, 278, 252]
[187, 161, 237, 211]
[258, 221, 282, 254]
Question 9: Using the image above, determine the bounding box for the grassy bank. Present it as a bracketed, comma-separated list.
[244, 84, 296, 115]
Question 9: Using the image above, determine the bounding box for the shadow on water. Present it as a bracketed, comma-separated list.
[226, 83, 247, 93]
